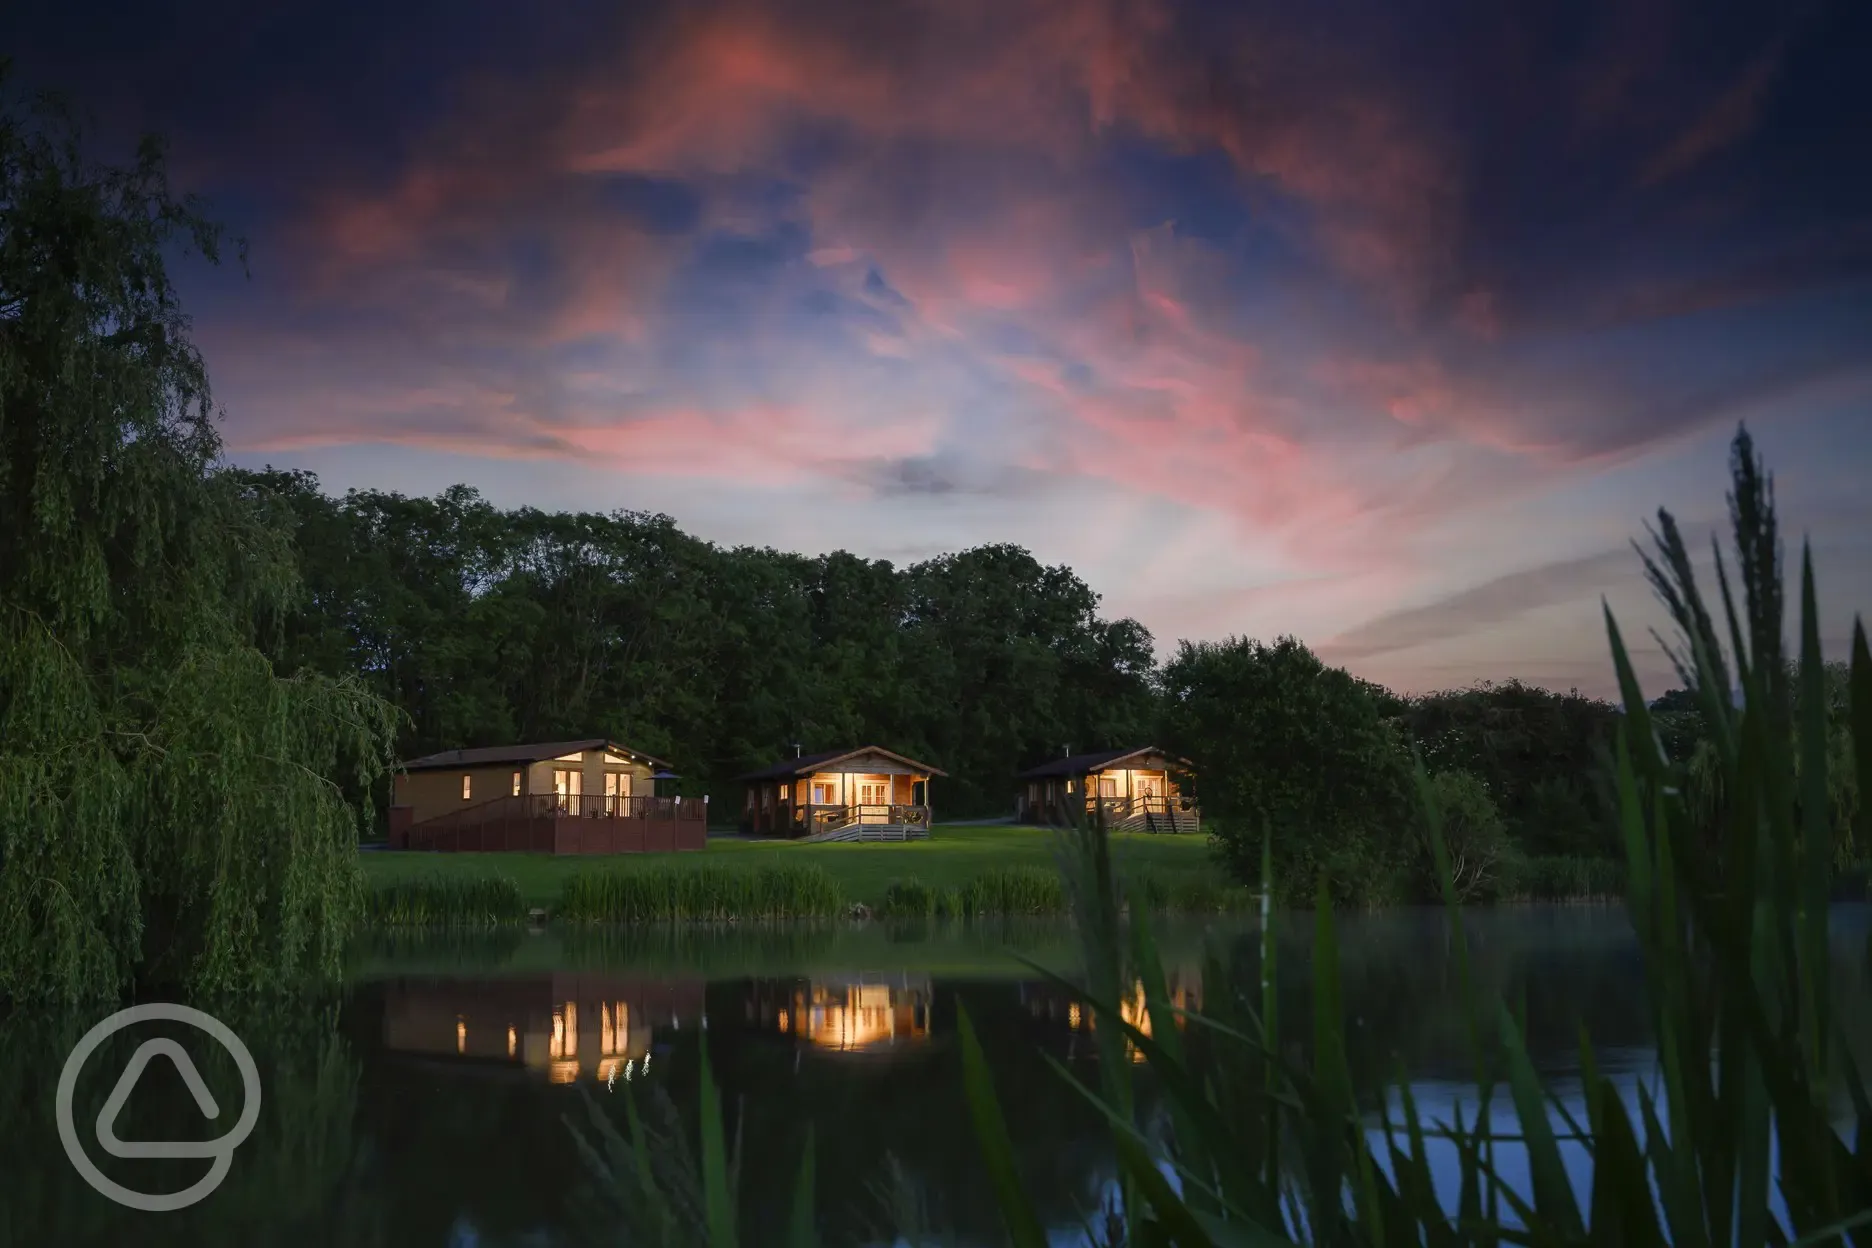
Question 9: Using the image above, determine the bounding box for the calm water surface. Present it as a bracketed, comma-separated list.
[6, 906, 1872, 1246]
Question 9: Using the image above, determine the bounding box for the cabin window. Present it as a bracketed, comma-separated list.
[512, 771, 522, 797]
[812, 783, 831, 804]
[1098, 777, 1118, 798]
[1028, 783, 1039, 803]
[779, 783, 789, 800]
[1065, 779, 1075, 794]
[745, 790, 755, 811]
[461, 775, 472, 801]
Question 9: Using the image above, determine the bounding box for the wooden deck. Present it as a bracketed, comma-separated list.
[1018, 795, 1200, 834]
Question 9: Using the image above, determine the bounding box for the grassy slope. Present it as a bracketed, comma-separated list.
[360, 823, 1214, 907]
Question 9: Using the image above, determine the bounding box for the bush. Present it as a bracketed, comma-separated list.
[557, 864, 845, 922]
[1161, 635, 1417, 902]
[1419, 770, 1510, 902]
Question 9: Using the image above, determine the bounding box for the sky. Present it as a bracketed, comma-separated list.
[6, 0, 1870, 697]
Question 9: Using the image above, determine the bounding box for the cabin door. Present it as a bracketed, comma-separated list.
[553, 768, 582, 812]
[604, 772, 631, 815]
[857, 780, 888, 815]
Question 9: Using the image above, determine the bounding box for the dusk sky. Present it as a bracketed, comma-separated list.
[7, 0, 1870, 697]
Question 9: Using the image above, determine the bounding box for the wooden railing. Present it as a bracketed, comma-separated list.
[400, 791, 707, 854]
[1086, 795, 1196, 821]
[802, 803, 931, 835]
[1017, 793, 1198, 832]
[415, 792, 700, 831]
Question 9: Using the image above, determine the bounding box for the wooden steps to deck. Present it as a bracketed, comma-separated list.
[798, 823, 930, 844]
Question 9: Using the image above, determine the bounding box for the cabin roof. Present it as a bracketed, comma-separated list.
[401, 739, 672, 772]
[737, 746, 949, 781]
[1015, 746, 1187, 780]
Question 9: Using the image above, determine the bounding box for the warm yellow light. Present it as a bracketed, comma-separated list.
[456, 1018, 467, 1054]
[507, 1026, 517, 1058]
[777, 1009, 789, 1032]
[549, 1059, 579, 1084]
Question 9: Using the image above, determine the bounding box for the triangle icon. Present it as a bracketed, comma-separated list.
[94, 1038, 226, 1160]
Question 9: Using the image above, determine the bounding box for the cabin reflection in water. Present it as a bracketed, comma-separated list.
[747, 976, 934, 1053]
[381, 974, 705, 1084]
[1022, 967, 1202, 1062]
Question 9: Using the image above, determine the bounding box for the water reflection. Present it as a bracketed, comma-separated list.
[753, 975, 935, 1054]
[1021, 968, 1204, 1062]
[379, 973, 706, 1085]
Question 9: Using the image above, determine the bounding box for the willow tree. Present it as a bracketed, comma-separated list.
[0, 75, 399, 1003]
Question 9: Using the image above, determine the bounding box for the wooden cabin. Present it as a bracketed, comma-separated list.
[738, 747, 946, 841]
[1015, 746, 1199, 833]
[388, 738, 706, 853]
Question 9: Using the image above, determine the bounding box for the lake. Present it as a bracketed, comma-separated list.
[6, 905, 1872, 1245]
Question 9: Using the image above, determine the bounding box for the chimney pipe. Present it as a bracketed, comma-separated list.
[1062, 743, 1071, 758]
[793, 743, 803, 758]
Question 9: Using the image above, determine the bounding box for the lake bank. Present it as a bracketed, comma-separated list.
[358, 823, 1246, 922]
[355, 824, 1647, 925]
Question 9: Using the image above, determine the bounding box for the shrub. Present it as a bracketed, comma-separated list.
[364, 875, 527, 927]
[1418, 770, 1510, 902]
[557, 864, 844, 922]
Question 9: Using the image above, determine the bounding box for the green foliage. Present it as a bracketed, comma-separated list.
[1159, 634, 1416, 903]
[0, 80, 398, 1002]
[363, 873, 527, 927]
[557, 864, 846, 922]
[1418, 770, 1511, 901]
[1397, 679, 1620, 857]
[1499, 854, 1626, 901]
[875, 867, 1250, 919]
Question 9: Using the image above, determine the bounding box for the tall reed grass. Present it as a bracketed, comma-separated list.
[564, 425, 1872, 1245]
[877, 869, 1252, 919]
[1499, 854, 1627, 903]
[556, 864, 845, 922]
[362, 874, 527, 927]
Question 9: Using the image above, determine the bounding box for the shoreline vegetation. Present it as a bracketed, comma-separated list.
[353, 826, 1649, 927]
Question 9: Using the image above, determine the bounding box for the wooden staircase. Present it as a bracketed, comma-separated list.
[800, 823, 930, 843]
[796, 803, 932, 843]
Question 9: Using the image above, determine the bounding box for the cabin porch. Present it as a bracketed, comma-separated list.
[740, 749, 940, 839]
[1017, 759, 1199, 833]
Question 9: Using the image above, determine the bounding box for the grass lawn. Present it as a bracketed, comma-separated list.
[360, 823, 1215, 908]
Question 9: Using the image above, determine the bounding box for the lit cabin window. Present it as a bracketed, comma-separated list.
[462, 775, 472, 801]
[779, 783, 790, 800]
[1065, 779, 1075, 794]
[512, 771, 522, 796]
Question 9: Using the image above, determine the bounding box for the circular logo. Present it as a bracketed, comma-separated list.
[55, 1003, 263, 1212]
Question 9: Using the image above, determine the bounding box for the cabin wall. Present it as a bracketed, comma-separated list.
[525, 751, 656, 799]
[395, 766, 526, 824]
